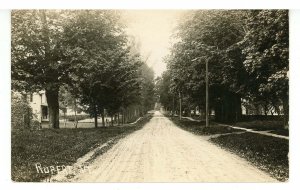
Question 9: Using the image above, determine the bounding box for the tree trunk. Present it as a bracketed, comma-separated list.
[101, 109, 105, 127]
[270, 109, 274, 116]
[129, 109, 131, 122]
[127, 109, 129, 122]
[172, 96, 175, 117]
[94, 114, 98, 128]
[46, 87, 60, 129]
[111, 115, 114, 127]
[179, 92, 182, 120]
[129, 109, 132, 121]
[123, 109, 125, 124]
[63, 111, 66, 128]
[215, 92, 241, 123]
[94, 104, 98, 128]
[254, 104, 260, 115]
[264, 104, 268, 116]
[117, 113, 120, 125]
[282, 98, 289, 129]
[235, 95, 242, 122]
[42, 11, 59, 129]
[274, 105, 281, 115]
[74, 99, 78, 128]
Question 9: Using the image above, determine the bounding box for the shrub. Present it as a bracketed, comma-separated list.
[11, 93, 33, 129]
[31, 120, 41, 130]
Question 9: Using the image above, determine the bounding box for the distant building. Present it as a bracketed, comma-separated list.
[241, 98, 283, 115]
[28, 91, 86, 120]
[28, 91, 49, 122]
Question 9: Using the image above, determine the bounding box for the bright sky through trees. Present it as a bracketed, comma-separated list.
[123, 10, 183, 77]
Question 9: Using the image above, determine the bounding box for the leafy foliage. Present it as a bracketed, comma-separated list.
[241, 10, 289, 125]
[11, 10, 74, 128]
[159, 10, 289, 125]
[11, 93, 33, 129]
[11, 10, 155, 128]
[12, 10, 71, 91]
[164, 10, 246, 122]
[62, 10, 151, 125]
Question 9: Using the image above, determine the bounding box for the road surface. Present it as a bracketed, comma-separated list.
[68, 111, 277, 182]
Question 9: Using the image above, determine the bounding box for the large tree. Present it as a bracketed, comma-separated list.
[165, 10, 246, 122]
[63, 10, 144, 127]
[63, 10, 122, 127]
[241, 10, 289, 126]
[138, 63, 155, 114]
[155, 71, 175, 113]
[12, 10, 72, 128]
[161, 10, 289, 126]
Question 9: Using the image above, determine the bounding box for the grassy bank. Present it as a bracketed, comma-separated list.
[210, 133, 289, 181]
[11, 113, 153, 182]
[169, 116, 289, 182]
[234, 120, 288, 136]
[169, 117, 243, 135]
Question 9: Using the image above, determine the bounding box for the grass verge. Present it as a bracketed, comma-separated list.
[169, 117, 243, 135]
[11, 113, 153, 182]
[210, 132, 289, 181]
[234, 120, 288, 136]
[267, 129, 289, 136]
[169, 116, 289, 182]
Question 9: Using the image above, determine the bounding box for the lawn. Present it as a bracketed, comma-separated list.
[169, 117, 243, 135]
[235, 120, 288, 136]
[210, 132, 289, 181]
[42, 121, 95, 129]
[169, 116, 289, 182]
[11, 113, 153, 182]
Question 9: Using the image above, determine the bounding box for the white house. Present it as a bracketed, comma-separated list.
[28, 91, 49, 122]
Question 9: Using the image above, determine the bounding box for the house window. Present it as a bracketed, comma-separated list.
[42, 106, 48, 119]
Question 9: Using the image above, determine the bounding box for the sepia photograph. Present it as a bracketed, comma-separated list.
[10, 9, 289, 183]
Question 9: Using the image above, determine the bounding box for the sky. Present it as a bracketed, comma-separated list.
[123, 10, 183, 77]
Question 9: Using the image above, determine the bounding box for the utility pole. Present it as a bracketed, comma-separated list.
[179, 92, 182, 120]
[205, 59, 209, 127]
[172, 95, 175, 117]
[191, 55, 210, 127]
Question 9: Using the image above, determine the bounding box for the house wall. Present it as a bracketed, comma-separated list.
[28, 91, 48, 122]
[28, 91, 87, 121]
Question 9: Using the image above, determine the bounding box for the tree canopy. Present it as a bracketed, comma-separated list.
[11, 10, 155, 129]
[159, 10, 289, 126]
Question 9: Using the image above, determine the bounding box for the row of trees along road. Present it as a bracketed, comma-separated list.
[157, 10, 289, 127]
[12, 10, 155, 129]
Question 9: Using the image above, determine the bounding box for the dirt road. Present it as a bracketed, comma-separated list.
[68, 111, 277, 182]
